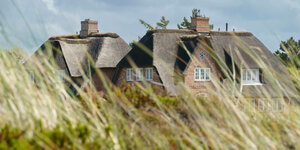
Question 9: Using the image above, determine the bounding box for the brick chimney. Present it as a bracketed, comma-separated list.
[190, 16, 210, 34]
[80, 19, 99, 37]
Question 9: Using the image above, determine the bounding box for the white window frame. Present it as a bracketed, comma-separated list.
[126, 68, 133, 81]
[194, 68, 211, 81]
[57, 70, 66, 82]
[136, 68, 144, 81]
[145, 68, 153, 81]
[242, 69, 261, 85]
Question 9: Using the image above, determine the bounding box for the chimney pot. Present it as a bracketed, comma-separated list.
[80, 19, 99, 38]
[226, 23, 228, 32]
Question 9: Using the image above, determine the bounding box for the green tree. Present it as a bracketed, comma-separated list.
[192, 8, 201, 17]
[177, 8, 214, 30]
[274, 37, 300, 68]
[156, 16, 169, 29]
[139, 16, 170, 30]
[177, 17, 190, 29]
[139, 19, 154, 30]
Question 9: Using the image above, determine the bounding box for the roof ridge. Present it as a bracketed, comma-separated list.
[49, 32, 119, 40]
[210, 31, 253, 36]
[147, 29, 197, 34]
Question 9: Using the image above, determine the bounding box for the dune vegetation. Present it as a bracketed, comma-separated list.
[0, 34, 298, 150]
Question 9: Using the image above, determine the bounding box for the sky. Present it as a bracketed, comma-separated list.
[0, 0, 299, 54]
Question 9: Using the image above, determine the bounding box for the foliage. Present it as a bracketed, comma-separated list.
[139, 16, 170, 30]
[192, 8, 202, 17]
[274, 37, 300, 68]
[177, 8, 214, 30]
[177, 17, 190, 29]
[0, 123, 114, 149]
[156, 16, 169, 29]
[139, 19, 154, 30]
[115, 81, 178, 108]
[0, 31, 300, 150]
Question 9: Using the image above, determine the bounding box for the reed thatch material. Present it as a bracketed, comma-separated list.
[118, 29, 297, 98]
[210, 31, 297, 97]
[32, 33, 131, 77]
[117, 29, 198, 95]
[176, 31, 297, 98]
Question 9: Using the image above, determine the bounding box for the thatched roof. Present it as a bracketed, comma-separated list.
[116, 29, 197, 95]
[32, 33, 131, 77]
[210, 31, 297, 98]
[117, 29, 297, 98]
[176, 31, 297, 98]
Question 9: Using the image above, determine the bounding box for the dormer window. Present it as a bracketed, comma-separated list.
[58, 55, 63, 62]
[242, 69, 261, 85]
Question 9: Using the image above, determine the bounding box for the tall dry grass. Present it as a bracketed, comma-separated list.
[0, 34, 298, 150]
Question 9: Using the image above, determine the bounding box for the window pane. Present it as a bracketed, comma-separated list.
[254, 70, 259, 82]
[136, 68, 143, 81]
[242, 69, 261, 84]
[205, 69, 210, 80]
[200, 69, 205, 80]
[146, 68, 153, 81]
[246, 70, 251, 81]
[251, 70, 256, 81]
[126, 68, 133, 81]
[243, 70, 247, 81]
[194, 68, 199, 80]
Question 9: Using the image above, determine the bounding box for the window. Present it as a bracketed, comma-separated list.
[29, 72, 35, 81]
[242, 69, 261, 85]
[136, 68, 143, 81]
[194, 68, 210, 81]
[199, 53, 205, 60]
[273, 99, 283, 112]
[58, 55, 63, 62]
[126, 68, 133, 81]
[145, 68, 153, 81]
[57, 70, 66, 82]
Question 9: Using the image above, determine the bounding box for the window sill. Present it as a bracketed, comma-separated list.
[194, 80, 211, 82]
[242, 83, 263, 86]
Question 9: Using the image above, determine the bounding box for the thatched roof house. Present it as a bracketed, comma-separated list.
[29, 19, 131, 93]
[115, 29, 197, 94]
[46, 33, 130, 77]
[114, 16, 298, 101]
[177, 31, 297, 98]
